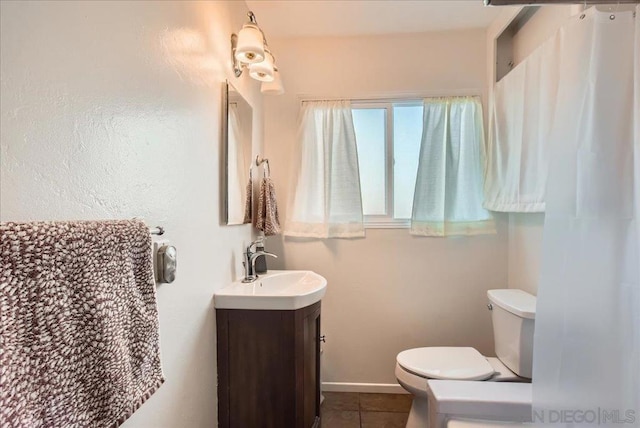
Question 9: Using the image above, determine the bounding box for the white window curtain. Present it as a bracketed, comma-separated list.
[532, 6, 640, 423]
[410, 97, 495, 237]
[284, 100, 365, 238]
[484, 34, 560, 212]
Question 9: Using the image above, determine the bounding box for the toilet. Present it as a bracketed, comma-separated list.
[395, 289, 536, 428]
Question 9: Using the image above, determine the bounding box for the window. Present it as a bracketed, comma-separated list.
[287, 97, 491, 237]
[352, 101, 424, 228]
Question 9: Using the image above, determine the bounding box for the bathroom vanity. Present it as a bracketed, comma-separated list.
[214, 271, 327, 428]
[216, 303, 321, 428]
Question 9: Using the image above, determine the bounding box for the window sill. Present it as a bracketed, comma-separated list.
[364, 220, 410, 229]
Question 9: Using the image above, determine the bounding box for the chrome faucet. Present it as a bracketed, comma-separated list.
[242, 239, 277, 283]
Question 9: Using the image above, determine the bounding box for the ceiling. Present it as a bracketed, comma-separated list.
[244, 1, 516, 38]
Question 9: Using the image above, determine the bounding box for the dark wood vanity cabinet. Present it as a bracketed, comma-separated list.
[216, 302, 321, 428]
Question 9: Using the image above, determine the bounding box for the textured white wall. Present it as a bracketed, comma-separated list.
[263, 30, 509, 386]
[507, 214, 544, 295]
[0, 1, 261, 426]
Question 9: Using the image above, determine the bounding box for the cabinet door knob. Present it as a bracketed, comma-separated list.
[319, 335, 326, 343]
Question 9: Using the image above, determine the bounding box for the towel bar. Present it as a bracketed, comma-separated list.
[149, 226, 165, 236]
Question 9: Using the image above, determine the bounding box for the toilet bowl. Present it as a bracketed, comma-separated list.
[396, 289, 536, 428]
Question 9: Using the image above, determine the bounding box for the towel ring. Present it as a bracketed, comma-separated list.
[255, 155, 271, 178]
[255, 155, 268, 167]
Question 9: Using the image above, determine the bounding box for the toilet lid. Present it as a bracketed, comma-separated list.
[397, 347, 495, 381]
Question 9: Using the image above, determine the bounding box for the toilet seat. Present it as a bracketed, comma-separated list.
[397, 347, 495, 381]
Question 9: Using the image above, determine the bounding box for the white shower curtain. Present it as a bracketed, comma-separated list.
[532, 6, 640, 425]
[284, 100, 364, 238]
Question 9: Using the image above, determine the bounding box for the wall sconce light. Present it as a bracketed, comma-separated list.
[231, 11, 285, 95]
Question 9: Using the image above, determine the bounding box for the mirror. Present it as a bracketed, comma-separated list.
[222, 81, 253, 225]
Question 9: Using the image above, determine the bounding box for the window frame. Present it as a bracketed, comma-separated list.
[352, 99, 424, 229]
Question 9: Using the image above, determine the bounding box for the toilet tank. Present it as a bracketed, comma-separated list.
[487, 289, 536, 379]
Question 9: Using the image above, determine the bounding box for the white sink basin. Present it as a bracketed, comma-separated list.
[214, 270, 327, 310]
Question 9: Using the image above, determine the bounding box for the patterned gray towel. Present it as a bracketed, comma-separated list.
[0, 219, 164, 427]
[256, 177, 281, 236]
[242, 178, 253, 225]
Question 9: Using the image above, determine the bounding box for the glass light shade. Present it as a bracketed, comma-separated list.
[235, 24, 264, 64]
[249, 51, 274, 82]
[261, 69, 284, 95]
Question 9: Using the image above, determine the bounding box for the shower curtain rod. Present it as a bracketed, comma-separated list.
[299, 93, 482, 104]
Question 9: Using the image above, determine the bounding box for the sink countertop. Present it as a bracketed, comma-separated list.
[214, 270, 327, 310]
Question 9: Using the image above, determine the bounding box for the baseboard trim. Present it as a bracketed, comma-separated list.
[321, 382, 408, 394]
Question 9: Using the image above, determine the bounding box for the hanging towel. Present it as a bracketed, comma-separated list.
[0, 219, 164, 428]
[256, 177, 281, 236]
[242, 177, 253, 224]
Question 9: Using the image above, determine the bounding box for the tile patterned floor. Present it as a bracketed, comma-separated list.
[321, 392, 412, 428]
